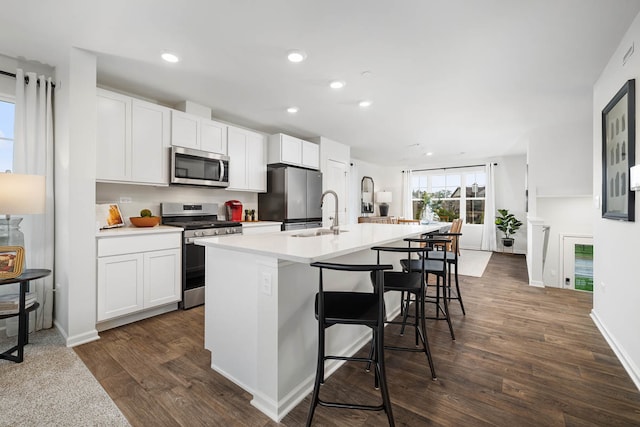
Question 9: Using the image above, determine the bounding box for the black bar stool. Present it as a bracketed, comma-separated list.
[401, 235, 455, 340]
[367, 244, 438, 380]
[426, 232, 465, 315]
[306, 261, 395, 427]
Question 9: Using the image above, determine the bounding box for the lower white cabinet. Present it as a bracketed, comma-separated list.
[97, 231, 181, 322]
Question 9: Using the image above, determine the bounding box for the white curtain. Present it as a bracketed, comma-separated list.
[481, 162, 497, 251]
[402, 170, 413, 219]
[8, 69, 55, 334]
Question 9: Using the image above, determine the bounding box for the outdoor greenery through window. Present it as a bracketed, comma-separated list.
[411, 168, 486, 224]
[0, 99, 15, 173]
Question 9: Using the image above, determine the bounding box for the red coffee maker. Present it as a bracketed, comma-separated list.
[225, 200, 243, 221]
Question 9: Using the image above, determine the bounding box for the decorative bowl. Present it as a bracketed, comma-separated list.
[129, 216, 161, 227]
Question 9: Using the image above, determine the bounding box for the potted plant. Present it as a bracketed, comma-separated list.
[495, 209, 522, 247]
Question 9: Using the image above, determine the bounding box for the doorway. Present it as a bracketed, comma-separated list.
[561, 235, 594, 291]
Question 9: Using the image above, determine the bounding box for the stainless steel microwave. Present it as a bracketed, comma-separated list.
[170, 146, 230, 187]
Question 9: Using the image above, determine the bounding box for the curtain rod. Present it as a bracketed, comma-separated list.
[403, 163, 497, 173]
[0, 69, 56, 88]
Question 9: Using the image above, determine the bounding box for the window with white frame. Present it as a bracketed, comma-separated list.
[411, 167, 486, 224]
[0, 98, 15, 173]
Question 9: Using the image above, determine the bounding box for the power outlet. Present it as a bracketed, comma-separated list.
[261, 273, 272, 296]
[119, 196, 132, 204]
[600, 281, 606, 293]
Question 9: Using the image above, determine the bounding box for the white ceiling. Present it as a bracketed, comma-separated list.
[2, 0, 640, 167]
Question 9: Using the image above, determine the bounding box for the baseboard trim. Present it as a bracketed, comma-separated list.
[591, 310, 640, 391]
[56, 320, 100, 347]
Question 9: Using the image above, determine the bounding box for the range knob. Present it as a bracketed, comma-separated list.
[195, 231, 204, 237]
[214, 229, 219, 235]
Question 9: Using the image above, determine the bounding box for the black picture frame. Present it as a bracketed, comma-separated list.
[602, 79, 635, 221]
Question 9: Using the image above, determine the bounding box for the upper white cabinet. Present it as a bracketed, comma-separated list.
[96, 89, 170, 185]
[227, 125, 266, 192]
[171, 110, 227, 155]
[268, 133, 319, 169]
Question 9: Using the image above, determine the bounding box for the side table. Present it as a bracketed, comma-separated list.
[0, 268, 51, 363]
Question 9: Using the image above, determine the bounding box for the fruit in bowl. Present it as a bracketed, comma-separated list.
[130, 209, 160, 227]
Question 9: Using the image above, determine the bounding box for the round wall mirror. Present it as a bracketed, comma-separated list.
[361, 176, 374, 214]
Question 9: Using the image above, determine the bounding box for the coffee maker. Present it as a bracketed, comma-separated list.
[225, 200, 243, 221]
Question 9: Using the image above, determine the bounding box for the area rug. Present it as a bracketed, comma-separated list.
[457, 249, 492, 277]
[0, 327, 130, 427]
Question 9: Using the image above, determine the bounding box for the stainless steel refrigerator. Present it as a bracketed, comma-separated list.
[258, 165, 323, 230]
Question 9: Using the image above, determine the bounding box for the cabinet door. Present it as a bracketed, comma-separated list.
[200, 119, 227, 154]
[97, 253, 144, 321]
[227, 126, 248, 190]
[171, 110, 199, 149]
[246, 131, 266, 192]
[131, 100, 170, 184]
[96, 90, 131, 181]
[301, 140, 319, 169]
[280, 134, 302, 165]
[143, 248, 181, 308]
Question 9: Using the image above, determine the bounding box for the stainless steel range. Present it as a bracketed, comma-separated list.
[161, 202, 242, 309]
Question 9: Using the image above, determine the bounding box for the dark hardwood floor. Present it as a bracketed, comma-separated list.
[75, 253, 640, 426]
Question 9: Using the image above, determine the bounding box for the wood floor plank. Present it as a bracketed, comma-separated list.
[74, 252, 640, 426]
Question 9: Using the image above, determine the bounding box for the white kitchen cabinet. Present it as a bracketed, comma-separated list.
[96, 88, 170, 185]
[97, 231, 181, 322]
[171, 110, 227, 154]
[227, 125, 266, 192]
[301, 140, 320, 169]
[267, 133, 319, 169]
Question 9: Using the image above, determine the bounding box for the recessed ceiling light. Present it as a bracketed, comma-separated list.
[161, 52, 180, 63]
[329, 80, 345, 89]
[287, 50, 307, 63]
[287, 107, 299, 114]
[426, 152, 433, 156]
[359, 100, 372, 108]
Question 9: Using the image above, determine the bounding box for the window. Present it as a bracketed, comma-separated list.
[411, 168, 486, 224]
[0, 99, 15, 173]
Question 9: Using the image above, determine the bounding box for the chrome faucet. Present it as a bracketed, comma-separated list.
[320, 190, 339, 234]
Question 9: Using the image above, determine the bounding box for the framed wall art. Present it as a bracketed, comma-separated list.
[602, 79, 635, 221]
[0, 246, 24, 279]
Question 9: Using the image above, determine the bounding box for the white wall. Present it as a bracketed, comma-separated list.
[96, 184, 258, 223]
[350, 159, 402, 220]
[526, 117, 594, 284]
[494, 155, 528, 254]
[592, 11, 640, 389]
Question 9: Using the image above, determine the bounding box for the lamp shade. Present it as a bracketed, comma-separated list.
[376, 191, 392, 204]
[0, 173, 46, 215]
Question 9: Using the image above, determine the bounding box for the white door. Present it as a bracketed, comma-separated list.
[561, 235, 593, 291]
[324, 159, 348, 226]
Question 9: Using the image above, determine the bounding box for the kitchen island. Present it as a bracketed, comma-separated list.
[197, 222, 442, 421]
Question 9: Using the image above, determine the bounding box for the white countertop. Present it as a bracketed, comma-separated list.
[196, 223, 442, 263]
[240, 221, 282, 228]
[96, 224, 183, 237]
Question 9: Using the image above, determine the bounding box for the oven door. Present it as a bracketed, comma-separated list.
[171, 146, 230, 188]
[183, 239, 206, 309]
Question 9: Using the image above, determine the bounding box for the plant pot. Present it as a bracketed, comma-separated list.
[502, 238, 514, 247]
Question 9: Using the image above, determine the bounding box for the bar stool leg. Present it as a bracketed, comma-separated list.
[306, 321, 325, 426]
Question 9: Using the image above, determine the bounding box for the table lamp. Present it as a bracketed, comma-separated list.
[376, 191, 392, 217]
[0, 172, 46, 248]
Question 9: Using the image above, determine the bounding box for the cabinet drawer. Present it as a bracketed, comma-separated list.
[98, 233, 181, 257]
